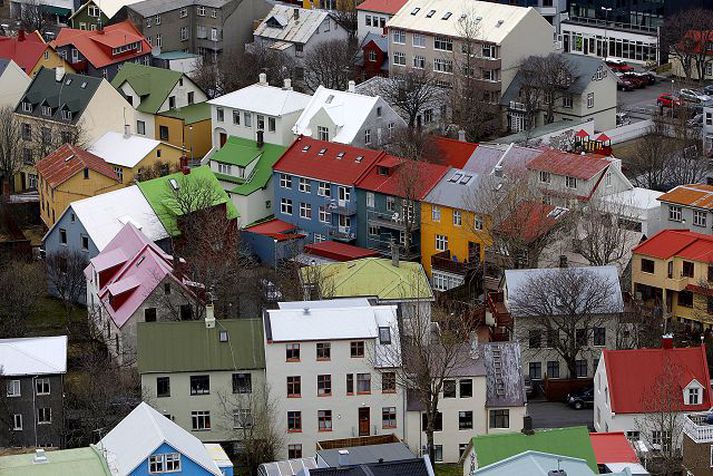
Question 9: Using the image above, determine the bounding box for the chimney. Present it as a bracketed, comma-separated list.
[338, 450, 350, 467]
[17, 29, 25, 41]
[347, 80, 355, 93]
[548, 471, 567, 476]
[559, 255, 568, 268]
[283, 78, 292, 90]
[123, 124, 131, 139]
[205, 302, 216, 329]
[390, 240, 399, 267]
[458, 129, 466, 142]
[521, 415, 534, 435]
[258, 72, 267, 85]
[55, 66, 65, 82]
[293, 8, 300, 20]
[662, 333, 674, 349]
[182, 165, 191, 175]
[257, 130, 264, 148]
[33, 449, 48, 464]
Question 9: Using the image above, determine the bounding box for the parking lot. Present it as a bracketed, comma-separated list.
[527, 400, 594, 430]
[617, 77, 673, 114]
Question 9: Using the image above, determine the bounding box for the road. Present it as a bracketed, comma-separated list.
[527, 400, 594, 430]
[617, 78, 672, 118]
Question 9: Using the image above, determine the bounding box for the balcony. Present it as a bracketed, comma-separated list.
[329, 227, 355, 242]
[327, 200, 357, 216]
[486, 290, 512, 330]
[431, 250, 479, 276]
[367, 235, 420, 261]
[368, 210, 417, 231]
[684, 413, 713, 443]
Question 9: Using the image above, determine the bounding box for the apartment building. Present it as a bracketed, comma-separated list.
[657, 184, 713, 236]
[263, 299, 404, 459]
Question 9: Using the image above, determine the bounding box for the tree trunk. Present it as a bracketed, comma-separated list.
[426, 428, 435, 464]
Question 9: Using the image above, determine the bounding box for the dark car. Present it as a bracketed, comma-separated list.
[566, 387, 594, 410]
[616, 75, 634, 91]
[703, 84, 713, 96]
[621, 73, 647, 88]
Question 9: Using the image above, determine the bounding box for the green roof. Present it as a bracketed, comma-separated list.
[137, 165, 238, 236]
[111, 63, 183, 114]
[470, 427, 598, 472]
[300, 257, 434, 301]
[211, 137, 287, 197]
[0, 447, 111, 475]
[159, 102, 211, 125]
[137, 319, 265, 373]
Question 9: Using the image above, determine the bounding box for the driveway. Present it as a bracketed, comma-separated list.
[527, 400, 594, 430]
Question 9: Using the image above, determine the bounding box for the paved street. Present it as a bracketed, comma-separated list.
[617, 78, 672, 117]
[527, 400, 594, 430]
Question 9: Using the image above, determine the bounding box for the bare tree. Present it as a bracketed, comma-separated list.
[303, 38, 358, 93]
[574, 198, 638, 267]
[627, 117, 672, 190]
[136, 160, 180, 181]
[509, 267, 620, 378]
[33, 119, 87, 162]
[516, 53, 576, 126]
[18, 1, 52, 35]
[331, 1, 358, 40]
[379, 70, 442, 129]
[45, 248, 88, 327]
[0, 107, 24, 196]
[662, 8, 713, 83]
[0, 259, 44, 338]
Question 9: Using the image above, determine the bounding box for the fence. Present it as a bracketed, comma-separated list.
[603, 119, 653, 145]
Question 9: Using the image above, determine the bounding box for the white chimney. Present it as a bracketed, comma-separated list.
[338, 450, 350, 467]
[258, 73, 267, 85]
[123, 124, 131, 139]
[33, 449, 48, 464]
[347, 80, 355, 93]
[205, 303, 215, 329]
[283, 78, 292, 90]
[55, 66, 65, 82]
[458, 129, 466, 142]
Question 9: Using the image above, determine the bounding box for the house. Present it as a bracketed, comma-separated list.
[153, 50, 201, 75]
[251, 6, 348, 84]
[589, 432, 648, 475]
[272, 136, 383, 244]
[98, 402, 232, 475]
[111, 62, 208, 140]
[315, 441, 418, 467]
[10, 0, 76, 24]
[0, 447, 111, 475]
[209, 136, 287, 227]
[0, 59, 30, 109]
[207, 74, 310, 149]
[14, 67, 134, 192]
[137, 314, 265, 445]
[670, 30, 713, 81]
[52, 21, 152, 80]
[386, 0, 553, 97]
[405, 342, 527, 464]
[69, 0, 141, 30]
[356, 0, 407, 41]
[126, 0, 273, 59]
[599, 186, 664, 237]
[461, 426, 599, 474]
[85, 222, 202, 365]
[471, 450, 628, 476]
[241, 218, 306, 266]
[87, 130, 185, 184]
[156, 102, 212, 160]
[0, 336, 68, 448]
[631, 229, 713, 330]
[0, 30, 73, 77]
[357, 33, 389, 81]
[263, 298, 404, 459]
[657, 184, 713, 236]
[36, 143, 122, 227]
[355, 155, 448, 259]
[504, 265, 624, 381]
[433, 136, 479, 168]
[292, 84, 405, 148]
[593, 339, 712, 450]
[502, 54, 617, 132]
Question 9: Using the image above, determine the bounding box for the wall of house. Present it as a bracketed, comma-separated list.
[29, 49, 75, 77]
[131, 441, 212, 476]
[658, 203, 713, 236]
[682, 433, 713, 476]
[118, 144, 184, 183]
[156, 77, 208, 114]
[211, 104, 303, 149]
[355, 189, 422, 257]
[360, 41, 387, 81]
[222, 0, 272, 56]
[228, 181, 274, 227]
[344, 97, 404, 148]
[70, 1, 109, 30]
[0, 61, 30, 109]
[547, 70, 617, 131]
[81, 80, 137, 143]
[356, 10, 389, 41]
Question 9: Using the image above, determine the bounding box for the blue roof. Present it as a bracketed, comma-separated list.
[156, 50, 201, 60]
[474, 451, 600, 476]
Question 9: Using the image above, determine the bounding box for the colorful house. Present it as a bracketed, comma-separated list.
[356, 33, 388, 81]
[241, 219, 305, 266]
[156, 102, 212, 160]
[36, 143, 122, 227]
[0, 30, 73, 77]
[69, 0, 140, 31]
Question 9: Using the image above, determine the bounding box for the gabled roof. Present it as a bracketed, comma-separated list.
[307, 458, 432, 476]
[99, 402, 222, 476]
[128, 0, 231, 16]
[158, 101, 210, 125]
[208, 80, 310, 117]
[0, 30, 49, 74]
[72, 0, 144, 21]
[469, 427, 598, 472]
[632, 229, 713, 261]
[473, 450, 599, 476]
[53, 21, 150, 69]
[658, 183, 713, 209]
[355, 155, 448, 199]
[304, 241, 380, 262]
[356, 0, 407, 14]
[423, 167, 479, 210]
[88, 131, 163, 168]
[273, 136, 383, 185]
[254, 5, 330, 44]
[211, 136, 287, 196]
[432, 136, 478, 168]
[589, 432, 639, 465]
[526, 149, 611, 180]
[111, 63, 184, 114]
[300, 257, 433, 301]
[463, 143, 541, 175]
[36, 143, 119, 187]
[602, 345, 712, 414]
[244, 218, 303, 242]
[361, 32, 389, 53]
[317, 443, 416, 467]
[0, 335, 67, 375]
[495, 202, 568, 244]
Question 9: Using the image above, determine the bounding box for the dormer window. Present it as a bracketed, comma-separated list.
[377, 166, 389, 176]
[21, 101, 32, 112]
[41, 105, 52, 117]
[61, 109, 72, 120]
[688, 387, 700, 405]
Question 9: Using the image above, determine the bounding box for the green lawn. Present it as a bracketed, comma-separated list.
[434, 464, 462, 476]
[28, 296, 86, 335]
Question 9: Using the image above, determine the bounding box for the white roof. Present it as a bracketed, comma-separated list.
[605, 462, 650, 475]
[208, 82, 310, 117]
[387, 0, 538, 44]
[93, 0, 144, 18]
[601, 187, 663, 211]
[292, 85, 380, 143]
[203, 444, 232, 468]
[61, 186, 168, 251]
[278, 297, 372, 309]
[88, 131, 161, 168]
[254, 5, 330, 44]
[99, 402, 222, 476]
[0, 336, 68, 375]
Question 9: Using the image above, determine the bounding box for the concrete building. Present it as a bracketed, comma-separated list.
[356, 0, 407, 41]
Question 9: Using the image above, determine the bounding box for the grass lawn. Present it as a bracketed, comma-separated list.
[434, 464, 462, 476]
[28, 296, 86, 336]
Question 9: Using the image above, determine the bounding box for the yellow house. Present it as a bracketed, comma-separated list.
[0, 30, 74, 77]
[632, 229, 713, 330]
[87, 131, 185, 184]
[155, 102, 211, 161]
[302, 0, 354, 11]
[36, 144, 122, 227]
[420, 168, 491, 292]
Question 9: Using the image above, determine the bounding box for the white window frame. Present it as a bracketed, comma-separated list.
[6, 380, 20, 397]
[431, 205, 441, 222]
[669, 205, 682, 222]
[298, 177, 311, 193]
[317, 126, 329, 141]
[587, 92, 595, 108]
[319, 206, 330, 223]
[435, 234, 448, 251]
[565, 176, 577, 189]
[12, 414, 22, 431]
[318, 182, 330, 197]
[299, 202, 312, 219]
[392, 30, 405, 45]
[280, 174, 292, 189]
[366, 192, 375, 208]
[37, 407, 51, 424]
[539, 171, 551, 183]
[453, 209, 462, 226]
[693, 210, 707, 228]
[281, 198, 293, 215]
[35, 378, 50, 396]
[393, 52, 406, 66]
[412, 33, 426, 48]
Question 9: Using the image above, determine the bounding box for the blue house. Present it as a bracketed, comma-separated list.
[98, 402, 232, 476]
[271, 136, 382, 244]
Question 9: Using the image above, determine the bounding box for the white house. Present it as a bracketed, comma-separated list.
[0, 59, 30, 109]
[263, 298, 404, 459]
[356, 0, 406, 41]
[292, 84, 406, 148]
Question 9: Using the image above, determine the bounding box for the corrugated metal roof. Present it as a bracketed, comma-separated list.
[658, 183, 713, 209]
[254, 5, 329, 44]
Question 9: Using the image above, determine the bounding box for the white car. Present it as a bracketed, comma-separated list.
[680, 88, 711, 103]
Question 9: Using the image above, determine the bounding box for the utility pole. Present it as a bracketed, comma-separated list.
[601, 6, 612, 61]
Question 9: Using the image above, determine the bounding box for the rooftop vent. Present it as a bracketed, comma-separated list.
[64, 154, 74, 162]
[442, 11, 452, 20]
[426, 9, 435, 17]
[337, 152, 345, 159]
[136, 255, 146, 267]
[80, 81, 87, 89]
[169, 178, 179, 191]
[410, 7, 420, 15]
[302, 145, 311, 152]
[496, 19, 504, 27]
[355, 155, 363, 163]
[33, 449, 48, 465]
[326, 94, 334, 104]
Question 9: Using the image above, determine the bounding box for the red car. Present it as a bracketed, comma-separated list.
[606, 59, 634, 73]
[656, 94, 682, 108]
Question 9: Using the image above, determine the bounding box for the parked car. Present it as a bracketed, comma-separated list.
[703, 84, 713, 96]
[606, 59, 634, 73]
[621, 72, 647, 88]
[633, 71, 656, 85]
[680, 88, 712, 103]
[616, 75, 634, 91]
[656, 93, 682, 108]
[566, 387, 594, 410]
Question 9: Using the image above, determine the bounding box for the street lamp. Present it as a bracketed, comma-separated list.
[601, 7, 612, 61]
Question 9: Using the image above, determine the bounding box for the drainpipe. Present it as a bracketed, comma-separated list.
[32, 375, 38, 447]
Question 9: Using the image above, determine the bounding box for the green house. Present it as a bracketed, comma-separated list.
[70, 0, 114, 30]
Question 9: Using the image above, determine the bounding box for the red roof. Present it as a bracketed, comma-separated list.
[0, 30, 49, 74]
[589, 433, 639, 464]
[245, 219, 303, 242]
[632, 229, 713, 261]
[273, 136, 383, 185]
[304, 241, 379, 262]
[603, 345, 712, 414]
[53, 21, 150, 69]
[575, 129, 590, 138]
[356, 0, 408, 14]
[432, 136, 478, 168]
[596, 133, 611, 142]
[495, 201, 568, 243]
[356, 155, 448, 199]
[36, 143, 119, 187]
[526, 148, 611, 180]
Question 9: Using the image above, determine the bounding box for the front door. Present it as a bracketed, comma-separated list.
[219, 132, 227, 147]
[358, 407, 370, 436]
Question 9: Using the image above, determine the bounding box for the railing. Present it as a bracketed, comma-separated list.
[328, 201, 357, 216]
[487, 291, 512, 328]
[367, 236, 420, 260]
[367, 210, 417, 231]
[328, 227, 354, 241]
[431, 250, 479, 276]
[563, 16, 659, 34]
[684, 413, 713, 443]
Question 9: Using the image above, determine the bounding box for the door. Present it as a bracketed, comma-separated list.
[358, 407, 370, 436]
[219, 132, 227, 147]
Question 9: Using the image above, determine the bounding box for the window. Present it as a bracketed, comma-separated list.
[168, 96, 176, 109]
[565, 176, 577, 189]
[357, 373, 373, 396]
[136, 120, 146, 136]
[37, 408, 51, 424]
[434, 445, 443, 463]
[562, 95, 573, 108]
[287, 376, 301, 397]
[155, 14, 161, 24]
[489, 409, 510, 429]
[434, 36, 452, 51]
[379, 326, 391, 344]
[287, 411, 302, 431]
[191, 411, 211, 430]
[679, 290, 694, 308]
[474, 215, 483, 230]
[435, 234, 448, 251]
[41, 104, 52, 116]
[317, 126, 329, 141]
[318, 182, 330, 196]
[433, 58, 453, 74]
[6, 380, 20, 397]
[393, 52, 406, 66]
[382, 407, 397, 428]
[457, 411, 474, 430]
[459, 379, 473, 398]
[143, 307, 157, 322]
[422, 412, 443, 431]
[641, 258, 655, 274]
[366, 191, 375, 208]
[257, 115, 265, 130]
[155, 34, 162, 47]
[288, 444, 302, 458]
[547, 361, 560, 378]
[338, 186, 351, 202]
[386, 196, 395, 212]
[317, 410, 334, 432]
[317, 374, 332, 396]
[382, 372, 396, 393]
[529, 362, 542, 379]
[190, 375, 210, 395]
[316, 342, 330, 360]
[452, 209, 462, 226]
[318, 206, 330, 224]
[683, 261, 695, 277]
[232, 373, 252, 394]
[539, 171, 551, 183]
[650, 430, 672, 450]
[299, 202, 312, 219]
[594, 327, 606, 346]
[149, 453, 181, 473]
[197, 5, 206, 15]
[575, 360, 588, 377]
[587, 92, 594, 108]
[626, 431, 640, 441]
[431, 205, 441, 222]
[159, 125, 169, 140]
[443, 379, 456, 398]
[157, 377, 170, 397]
[21, 122, 31, 140]
[81, 235, 89, 251]
[346, 374, 354, 394]
[529, 329, 541, 349]
[268, 117, 276, 132]
[546, 329, 558, 348]
[350, 341, 365, 357]
[668, 205, 683, 222]
[413, 33, 426, 47]
[392, 30, 405, 44]
[35, 378, 50, 396]
[364, 128, 371, 144]
[693, 209, 708, 227]
[689, 387, 701, 405]
[244, 111, 252, 127]
[280, 198, 293, 215]
[280, 174, 292, 189]
[12, 414, 22, 431]
[412, 55, 426, 69]
[233, 408, 253, 429]
[180, 26, 189, 41]
[369, 225, 379, 236]
[286, 343, 300, 361]
[576, 328, 587, 346]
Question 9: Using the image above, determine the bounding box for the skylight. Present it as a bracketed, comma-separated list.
[80, 81, 87, 89]
[410, 7, 420, 15]
[442, 12, 452, 20]
[169, 178, 179, 190]
[426, 9, 435, 17]
[460, 175, 472, 184]
[64, 155, 74, 162]
[136, 256, 146, 267]
[336, 152, 345, 159]
[449, 173, 463, 183]
[318, 148, 327, 155]
[355, 156, 363, 163]
[326, 95, 335, 104]
[302, 145, 311, 152]
[65, 78, 72, 85]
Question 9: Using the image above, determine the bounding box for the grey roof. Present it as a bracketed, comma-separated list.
[494, 118, 591, 145]
[128, 0, 230, 16]
[308, 458, 432, 476]
[361, 32, 388, 52]
[424, 168, 480, 210]
[318, 443, 416, 467]
[258, 457, 318, 476]
[254, 5, 330, 44]
[0, 58, 9, 76]
[474, 450, 598, 476]
[463, 143, 541, 176]
[482, 342, 526, 408]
